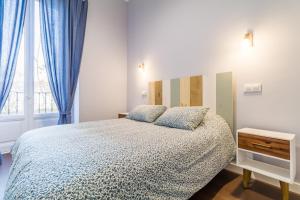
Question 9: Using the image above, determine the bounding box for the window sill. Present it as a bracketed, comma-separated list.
[33, 113, 59, 120]
[0, 115, 25, 122]
[0, 113, 59, 122]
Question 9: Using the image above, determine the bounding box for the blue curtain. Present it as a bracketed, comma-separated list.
[40, 0, 88, 124]
[0, 0, 27, 112]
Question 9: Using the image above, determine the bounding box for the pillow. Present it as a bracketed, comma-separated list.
[154, 106, 209, 130]
[127, 105, 167, 123]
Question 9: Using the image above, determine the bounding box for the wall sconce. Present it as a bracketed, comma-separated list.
[138, 63, 145, 71]
[243, 31, 254, 48]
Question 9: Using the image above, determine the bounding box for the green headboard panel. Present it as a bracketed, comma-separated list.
[170, 79, 180, 107]
[216, 72, 234, 132]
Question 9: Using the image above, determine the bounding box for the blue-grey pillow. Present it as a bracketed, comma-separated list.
[154, 106, 209, 130]
[127, 105, 167, 123]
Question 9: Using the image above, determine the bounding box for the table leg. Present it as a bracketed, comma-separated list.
[243, 169, 252, 189]
[280, 181, 289, 200]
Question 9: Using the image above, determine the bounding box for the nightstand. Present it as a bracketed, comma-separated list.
[236, 128, 296, 200]
[118, 112, 128, 118]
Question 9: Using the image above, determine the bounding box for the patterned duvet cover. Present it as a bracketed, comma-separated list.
[4, 113, 235, 200]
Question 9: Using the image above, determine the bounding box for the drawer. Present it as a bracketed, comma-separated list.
[238, 132, 290, 160]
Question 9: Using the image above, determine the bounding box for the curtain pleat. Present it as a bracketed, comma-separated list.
[0, 0, 28, 111]
[39, 0, 88, 124]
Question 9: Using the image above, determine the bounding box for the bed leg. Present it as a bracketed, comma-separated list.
[242, 169, 251, 189]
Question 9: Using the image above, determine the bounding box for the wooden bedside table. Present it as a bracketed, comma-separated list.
[236, 128, 296, 200]
[118, 112, 128, 118]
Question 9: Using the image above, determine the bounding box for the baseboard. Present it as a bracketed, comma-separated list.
[0, 141, 14, 154]
[226, 162, 300, 194]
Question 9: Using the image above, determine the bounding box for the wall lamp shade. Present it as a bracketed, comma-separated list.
[243, 31, 254, 48]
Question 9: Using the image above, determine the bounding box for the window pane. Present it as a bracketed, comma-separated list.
[34, 0, 57, 114]
[0, 35, 25, 115]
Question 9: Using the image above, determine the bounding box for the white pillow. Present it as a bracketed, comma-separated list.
[154, 106, 209, 130]
[127, 105, 167, 123]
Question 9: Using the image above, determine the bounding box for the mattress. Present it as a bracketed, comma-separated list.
[4, 113, 235, 200]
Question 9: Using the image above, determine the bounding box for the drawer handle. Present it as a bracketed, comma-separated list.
[252, 142, 272, 149]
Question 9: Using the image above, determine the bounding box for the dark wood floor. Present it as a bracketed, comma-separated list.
[191, 170, 300, 200]
[0, 154, 299, 200]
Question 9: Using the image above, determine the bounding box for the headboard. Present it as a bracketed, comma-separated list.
[148, 72, 235, 132]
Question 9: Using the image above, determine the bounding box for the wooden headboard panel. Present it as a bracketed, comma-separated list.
[149, 75, 203, 107]
[149, 81, 163, 105]
[149, 72, 235, 132]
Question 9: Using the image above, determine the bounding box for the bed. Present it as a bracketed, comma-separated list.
[4, 112, 235, 200]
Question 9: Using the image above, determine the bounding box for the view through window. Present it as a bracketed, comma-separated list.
[1, 37, 25, 115]
[33, 0, 57, 114]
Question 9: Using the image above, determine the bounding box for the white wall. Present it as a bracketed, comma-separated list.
[127, 0, 300, 181]
[79, 0, 128, 122]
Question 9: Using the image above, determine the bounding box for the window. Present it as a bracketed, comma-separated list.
[33, 1, 57, 114]
[0, 0, 57, 116]
[1, 36, 25, 115]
